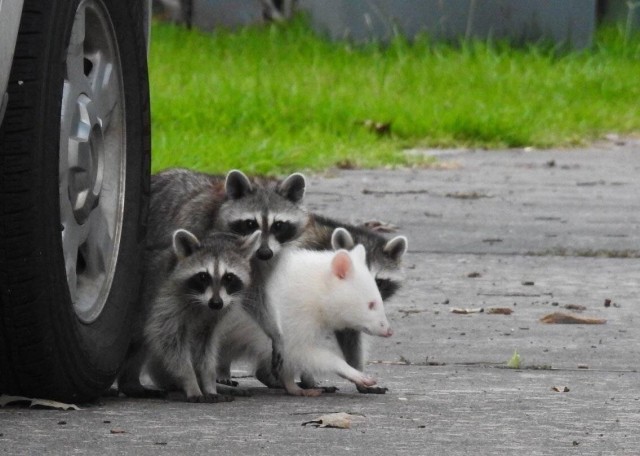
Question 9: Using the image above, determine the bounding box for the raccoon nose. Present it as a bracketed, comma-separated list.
[209, 297, 224, 310]
[256, 246, 273, 260]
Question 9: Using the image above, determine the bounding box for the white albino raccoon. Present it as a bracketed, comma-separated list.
[217, 235, 393, 397]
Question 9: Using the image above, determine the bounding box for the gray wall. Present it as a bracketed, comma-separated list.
[297, 0, 597, 49]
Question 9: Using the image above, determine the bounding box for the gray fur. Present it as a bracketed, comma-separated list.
[127, 168, 308, 393]
[144, 230, 258, 401]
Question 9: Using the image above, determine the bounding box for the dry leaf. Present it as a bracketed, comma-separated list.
[0, 395, 80, 411]
[539, 312, 606, 324]
[302, 412, 360, 429]
[552, 386, 570, 392]
[451, 307, 484, 314]
[487, 307, 513, 315]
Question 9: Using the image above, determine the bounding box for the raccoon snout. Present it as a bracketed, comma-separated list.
[256, 246, 273, 260]
[208, 296, 224, 310]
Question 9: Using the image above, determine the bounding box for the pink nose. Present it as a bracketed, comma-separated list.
[385, 327, 393, 337]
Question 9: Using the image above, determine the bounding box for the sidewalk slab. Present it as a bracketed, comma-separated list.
[0, 145, 638, 455]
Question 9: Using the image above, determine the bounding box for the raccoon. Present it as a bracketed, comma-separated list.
[298, 214, 408, 301]
[216, 240, 393, 396]
[214, 213, 408, 392]
[142, 229, 259, 402]
[292, 215, 408, 393]
[147, 169, 308, 258]
[141, 168, 308, 388]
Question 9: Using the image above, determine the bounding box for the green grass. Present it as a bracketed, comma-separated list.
[149, 20, 640, 174]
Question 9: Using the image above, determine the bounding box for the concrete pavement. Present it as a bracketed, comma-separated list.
[1, 142, 639, 455]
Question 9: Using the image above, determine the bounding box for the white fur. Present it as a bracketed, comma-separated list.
[217, 244, 392, 396]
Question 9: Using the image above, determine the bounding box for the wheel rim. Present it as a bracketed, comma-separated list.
[59, 0, 126, 324]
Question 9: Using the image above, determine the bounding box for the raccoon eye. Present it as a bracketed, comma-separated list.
[271, 220, 296, 243]
[222, 272, 243, 295]
[229, 219, 259, 236]
[186, 271, 211, 294]
[244, 219, 258, 231]
[375, 277, 400, 301]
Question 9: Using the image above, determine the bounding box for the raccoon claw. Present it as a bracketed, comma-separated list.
[217, 379, 239, 387]
[357, 385, 389, 394]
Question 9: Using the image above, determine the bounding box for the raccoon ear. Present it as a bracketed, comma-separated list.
[172, 229, 201, 259]
[277, 173, 306, 203]
[240, 231, 261, 259]
[383, 235, 408, 262]
[331, 249, 353, 280]
[331, 227, 355, 250]
[225, 170, 253, 200]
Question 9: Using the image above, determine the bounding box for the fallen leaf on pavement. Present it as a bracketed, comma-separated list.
[451, 307, 484, 314]
[0, 395, 80, 411]
[552, 386, 570, 392]
[539, 312, 606, 324]
[487, 307, 513, 315]
[302, 412, 361, 429]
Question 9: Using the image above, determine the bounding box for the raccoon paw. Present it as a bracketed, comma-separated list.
[217, 384, 252, 397]
[296, 382, 339, 393]
[355, 375, 377, 388]
[357, 385, 389, 394]
[217, 379, 239, 387]
[204, 393, 235, 403]
[186, 394, 235, 403]
[320, 386, 339, 393]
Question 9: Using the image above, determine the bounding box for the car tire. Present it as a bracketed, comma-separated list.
[0, 0, 150, 402]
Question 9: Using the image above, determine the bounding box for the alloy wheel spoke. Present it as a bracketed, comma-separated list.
[89, 50, 118, 131]
[66, 2, 91, 94]
[83, 204, 113, 279]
